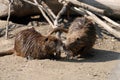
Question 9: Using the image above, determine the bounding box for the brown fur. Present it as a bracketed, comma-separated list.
[0, 28, 63, 59]
[48, 27, 68, 35]
[49, 17, 96, 58]
[65, 17, 96, 58]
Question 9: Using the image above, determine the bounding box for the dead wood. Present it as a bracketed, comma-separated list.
[41, 1, 56, 22]
[72, 7, 120, 38]
[2, 0, 120, 40]
[59, 0, 104, 14]
[96, 14, 120, 28]
[5, 0, 13, 39]
[23, 0, 55, 28]
[86, 10, 120, 38]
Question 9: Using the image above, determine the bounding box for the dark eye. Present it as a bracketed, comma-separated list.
[77, 38, 80, 41]
[54, 39, 58, 43]
[45, 38, 48, 41]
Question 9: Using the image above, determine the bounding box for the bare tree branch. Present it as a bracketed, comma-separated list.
[23, 0, 56, 28]
[86, 10, 120, 38]
[41, 1, 56, 22]
[54, 2, 68, 26]
[96, 14, 120, 28]
[59, 0, 104, 14]
[72, 7, 120, 38]
[5, 0, 13, 39]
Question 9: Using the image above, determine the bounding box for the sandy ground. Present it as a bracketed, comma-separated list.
[0, 20, 120, 80]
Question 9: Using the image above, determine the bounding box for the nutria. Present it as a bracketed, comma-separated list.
[65, 17, 96, 58]
[49, 17, 96, 58]
[0, 27, 63, 59]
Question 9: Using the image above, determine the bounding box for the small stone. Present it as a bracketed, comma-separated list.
[93, 74, 98, 77]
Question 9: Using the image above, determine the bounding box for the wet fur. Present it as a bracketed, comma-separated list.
[65, 17, 96, 58]
[49, 17, 96, 58]
[0, 28, 63, 59]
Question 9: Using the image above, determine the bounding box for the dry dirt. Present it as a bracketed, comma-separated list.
[0, 20, 120, 80]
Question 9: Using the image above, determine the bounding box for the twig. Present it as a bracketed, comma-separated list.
[54, 2, 68, 26]
[59, 0, 104, 14]
[23, 0, 56, 28]
[85, 10, 120, 38]
[41, 1, 56, 23]
[33, 0, 56, 28]
[41, 1, 56, 19]
[72, 7, 120, 38]
[23, 0, 39, 6]
[5, 0, 13, 39]
[71, 7, 86, 16]
[54, 2, 68, 39]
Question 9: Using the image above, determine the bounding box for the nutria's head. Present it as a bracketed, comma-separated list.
[65, 28, 88, 48]
[65, 17, 94, 48]
[43, 36, 63, 54]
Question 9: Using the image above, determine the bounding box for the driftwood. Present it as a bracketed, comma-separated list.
[54, 2, 68, 26]
[96, 14, 120, 28]
[79, 0, 120, 18]
[65, 0, 104, 14]
[5, 0, 13, 39]
[1, 0, 120, 18]
[22, 0, 70, 39]
[72, 7, 120, 38]
[23, 0, 55, 28]
[41, 1, 56, 22]
[0, 0, 63, 18]
[34, 0, 55, 28]
[86, 10, 120, 38]
[58, 0, 120, 39]
[2, 0, 120, 39]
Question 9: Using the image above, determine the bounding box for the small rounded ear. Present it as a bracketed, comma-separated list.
[85, 21, 93, 26]
[84, 16, 93, 25]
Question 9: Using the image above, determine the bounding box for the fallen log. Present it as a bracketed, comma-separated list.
[65, 0, 104, 14]
[72, 7, 120, 39]
[23, 0, 55, 28]
[1, 0, 120, 39]
[96, 14, 120, 28]
[0, 0, 63, 18]
[1, 0, 120, 18]
[86, 10, 120, 39]
[78, 0, 120, 18]
[41, 1, 56, 22]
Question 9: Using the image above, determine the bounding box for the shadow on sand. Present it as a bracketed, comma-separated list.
[58, 49, 120, 63]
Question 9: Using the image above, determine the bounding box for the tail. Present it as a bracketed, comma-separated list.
[0, 49, 14, 56]
[48, 27, 68, 36]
